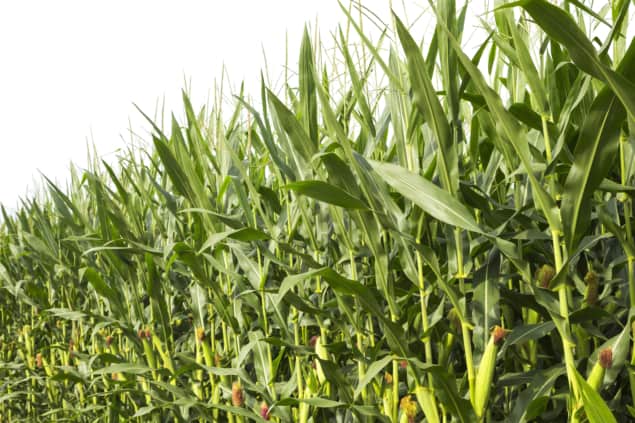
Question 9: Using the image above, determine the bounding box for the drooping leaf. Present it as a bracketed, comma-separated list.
[286, 180, 368, 209]
[369, 160, 482, 234]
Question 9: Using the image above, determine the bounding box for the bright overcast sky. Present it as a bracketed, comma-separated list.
[1, 1, 434, 209]
[2, 1, 623, 210]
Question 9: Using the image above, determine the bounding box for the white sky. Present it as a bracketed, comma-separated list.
[1, 1, 427, 210]
[0, 1, 628, 210]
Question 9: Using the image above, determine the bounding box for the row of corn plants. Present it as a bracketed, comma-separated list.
[1, 0, 634, 421]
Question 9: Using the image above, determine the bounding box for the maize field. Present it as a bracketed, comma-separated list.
[1, 0, 635, 421]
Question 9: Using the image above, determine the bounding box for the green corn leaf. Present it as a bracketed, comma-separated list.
[268, 89, 316, 163]
[190, 283, 208, 330]
[415, 386, 441, 423]
[430, 366, 477, 423]
[319, 268, 411, 358]
[276, 397, 346, 408]
[509, 365, 565, 422]
[299, 27, 319, 146]
[80, 267, 125, 318]
[501, 322, 556, 355]
[369, 160, 482, 233]
[427, 6, 562, 232]
[94, 362, 152, 375]
[504, 10, 549, 114]
[587, 317, 631, 385]
[337, 28, 376, 137]
[338, 1, 401, 89]
[145, 253, 171, 344]
[394, 13, 458, 193]
[518, 0, 635, 120]
[354, 355, 394, 399]
[153, 135, 196, 203]
[575, 369, 618, 423]
[285, 180, 368, 209]
[236, 95, 296, 181]
[198, 228, 269, 254]
[560, 91, 625, 250]
[472, 251, 501, 352]
[45, 308, 88, 321]
[561, 40, 635, 250]
[203, 403, 269, 423]
[317, 358, 354, 403]
[599, 207, 635, 258]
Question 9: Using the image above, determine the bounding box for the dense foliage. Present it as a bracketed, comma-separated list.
[1, 1, 634, 421]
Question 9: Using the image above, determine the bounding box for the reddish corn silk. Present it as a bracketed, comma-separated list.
[400, 395, 417, 423]
[599, 348, 613, 369]
[384, 371, 393, 385]
[138, 327, 152, 341]
[196, 327, 205, 343]
[492, 325, 508, 346]
[260, 402, 270, 420]
[232, 381, 244, 407]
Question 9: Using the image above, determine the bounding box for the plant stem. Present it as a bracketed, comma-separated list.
[552, 230, 580, 406]
[618, 130, 635, 407]
[455, 228, 475, 405]
[392, 348, 399, 423]
[416, 216, 434, 383]
[543, 113, 580, 410]
[350, 249, 369, 411]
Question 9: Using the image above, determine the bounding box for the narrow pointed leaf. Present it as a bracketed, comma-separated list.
[286, 180, 368, 209]
[519, 0, 635, 119]
[575, 369, 618, 423]
[268, 89, 316, 163]
[369, 160, 483, 234]
[394, 14, 458, 193]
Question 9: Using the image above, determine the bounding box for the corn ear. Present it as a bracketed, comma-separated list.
[382, 383, 393, 420]
[314, 335, 328, 384]
[415, 386, 440, 423]
[474, 326, 507, 417]
[399, 394, 418, 423]
[586, 362, 606, 392]
[587, 348, 613, 391]
[584, 270, 599, 306]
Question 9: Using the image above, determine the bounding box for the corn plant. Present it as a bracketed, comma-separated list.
[1, 0, 634, 421]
